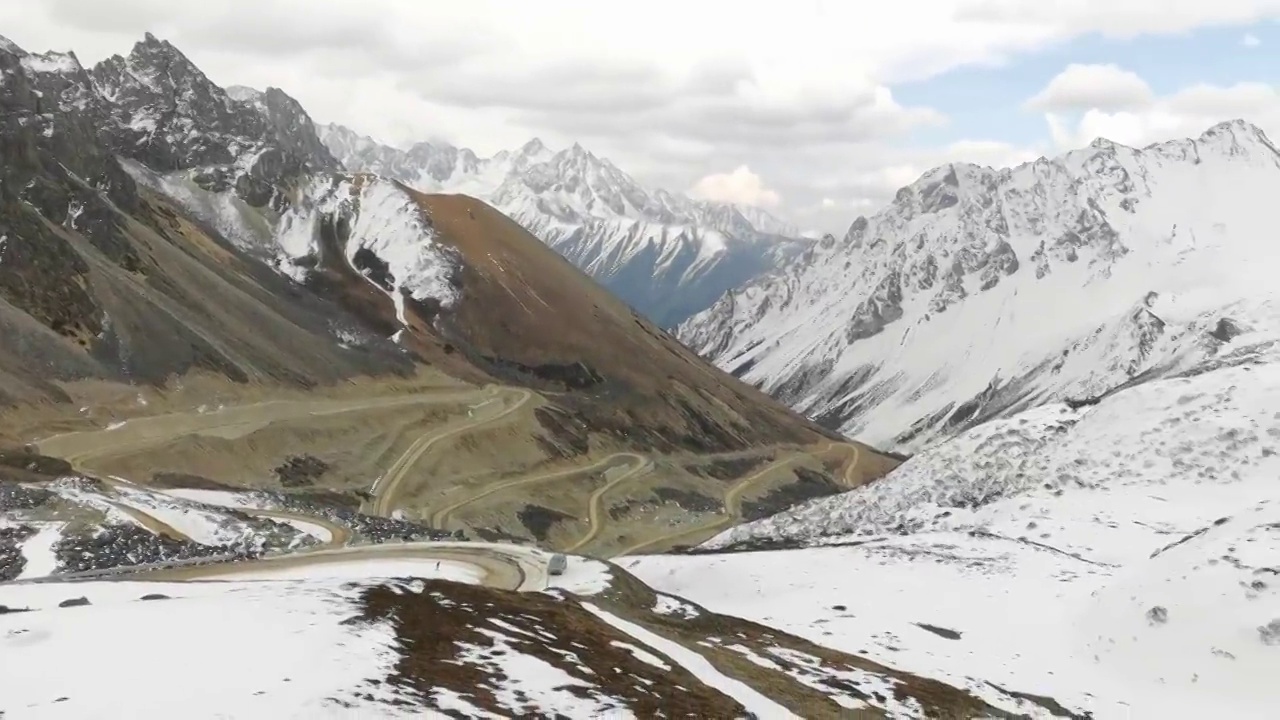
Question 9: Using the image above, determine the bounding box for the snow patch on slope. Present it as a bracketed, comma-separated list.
[20, 51, 82, 76]
[120, 159, 275, 254]
[275, 175, 459, 318]
[0, 579, 409, 718]
[17, 523, 65, 579]
[636, 358, 1280, 719]
[583, 603, 795, 718]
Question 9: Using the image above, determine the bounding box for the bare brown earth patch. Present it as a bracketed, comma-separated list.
[348, 579, 749, 718]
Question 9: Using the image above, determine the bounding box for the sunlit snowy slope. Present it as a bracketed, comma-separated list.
[680, 120, 1280, 451]
[627, 345, 1280, 719]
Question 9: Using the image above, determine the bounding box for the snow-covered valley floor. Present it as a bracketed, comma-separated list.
[628, 360, 1280, 719]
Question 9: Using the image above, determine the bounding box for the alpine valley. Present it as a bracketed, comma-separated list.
[2, 27, 1278, 720]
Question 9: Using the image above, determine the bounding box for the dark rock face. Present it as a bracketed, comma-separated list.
[1210, 317, 1247, 343]
[516, 504, 573, 542]
[89, 34, 338, 193]
[846, 270, 904, 342]
[273, 455, 332, 488]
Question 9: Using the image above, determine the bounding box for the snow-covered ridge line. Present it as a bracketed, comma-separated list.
[680, 119, 1280, 450]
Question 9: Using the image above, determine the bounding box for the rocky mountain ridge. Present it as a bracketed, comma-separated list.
[678, 119, 1280, 451]
[319, 123, 809, 327]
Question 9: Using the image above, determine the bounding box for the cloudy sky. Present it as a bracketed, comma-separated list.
[4, 1, 1279, 233]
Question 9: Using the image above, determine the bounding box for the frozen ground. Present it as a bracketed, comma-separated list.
[0, 547, 786, 718]
[584, 603, 794, 718]
[545, 554, 612, 596]
[108, 483, 290, 551]
[16, 523, 63, 580]
[0, 550, 577, 718]
[0, 578, 410, 719]
[629, 360, 1280, 719]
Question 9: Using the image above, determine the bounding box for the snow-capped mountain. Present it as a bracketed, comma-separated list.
[679, 120, 1280, 451]
[319, 123, 809, 327]
[8, 32, 339, 209]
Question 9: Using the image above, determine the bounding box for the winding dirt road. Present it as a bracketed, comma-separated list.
[105, 500, 193, 543]
[34, 387, 497, 465]
[826, 441, 863, 488]
[131, 541, 550, 591]
[563, 458, 654, 553]
[31, 377, 872, 566]
[430, 452, 648, 531]
[369, 388, 533, 517]
[240, 509, 353, 548]
[614, 441, 863, 556]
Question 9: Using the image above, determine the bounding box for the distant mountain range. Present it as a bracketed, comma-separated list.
[319, 124, 811, 328]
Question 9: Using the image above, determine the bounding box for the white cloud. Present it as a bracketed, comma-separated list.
[689, 166, 783, 208]
[958, 0, 1280, 37]
[2, 0, 1276, 235]
[1041, 81, 1280, 150]
[1024, 63, 1155, 112]
[1242, 32, 1263, 46]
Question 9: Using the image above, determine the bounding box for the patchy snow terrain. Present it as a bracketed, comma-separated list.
[0, 554, 826, 718]
[681, 120, 1280, 451]
[0, 578, 409, 719]
[627, 356, 1280, 719]
[320, 124, 809, 327]
[584, 603, 795, 717]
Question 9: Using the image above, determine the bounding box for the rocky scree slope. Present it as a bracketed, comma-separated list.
[680, 120, 1280, 452]
[320, 123, 809, 328]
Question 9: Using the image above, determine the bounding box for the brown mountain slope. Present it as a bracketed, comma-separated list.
[398, 191, 840, 455]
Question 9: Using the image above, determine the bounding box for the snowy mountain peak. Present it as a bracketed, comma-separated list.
[680, 120, 1280, 450]
[122, 31, 205, 84]
[1194, 118, 1279, 158]
[520, 137, 547, 154]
